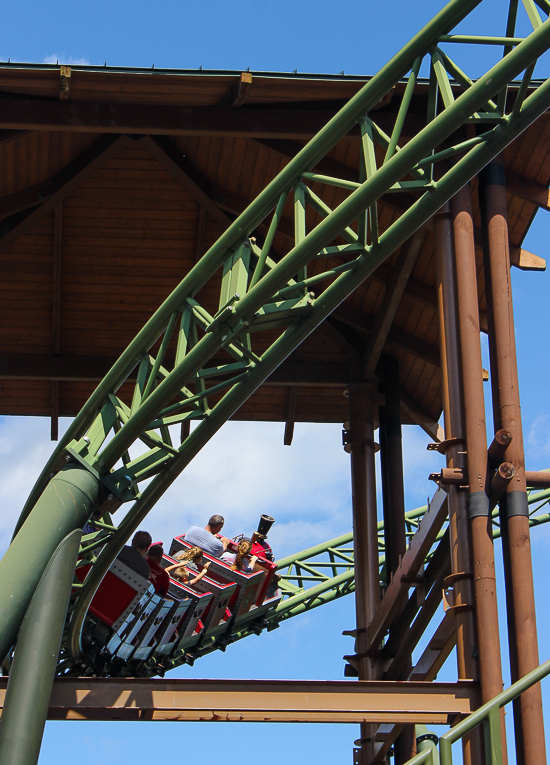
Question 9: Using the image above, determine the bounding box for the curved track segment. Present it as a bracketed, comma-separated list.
[2, 0, 550, 671]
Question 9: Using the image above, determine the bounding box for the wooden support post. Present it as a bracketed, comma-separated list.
[435, 201, 481, 765]
[451, 183, 507, 760]
[480, 161, 545, 765]
[346, 382, 381, 765]
[378, 354, 413, 765]
[378, 355, 406, 581]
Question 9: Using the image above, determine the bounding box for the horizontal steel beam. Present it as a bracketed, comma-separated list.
[0, 677, 477, 724]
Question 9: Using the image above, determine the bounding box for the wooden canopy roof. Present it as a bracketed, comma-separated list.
[0, 64, 547, 438]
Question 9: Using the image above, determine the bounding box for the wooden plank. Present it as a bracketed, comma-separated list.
[0, 98, 341, 139]
[141, 135, 231, 228]
[0, 134, 130, 253]
[362, 232, 426, 377]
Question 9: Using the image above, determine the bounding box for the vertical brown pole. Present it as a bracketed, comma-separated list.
[434, 203, 481, 765]
[451, 183, 506, 707]
[347, 382, 381, 764]
[377, 356, 414, 764]
[378, 355, 406, 579]
[480, 162, 545, 765]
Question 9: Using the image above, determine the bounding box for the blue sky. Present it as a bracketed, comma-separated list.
[1, 0, 550, 762]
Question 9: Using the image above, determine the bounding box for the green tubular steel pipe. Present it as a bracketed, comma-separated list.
[0, 530, 81, 765]
[436, 656, 550, 758]
[14, 0, 483, 532]
[276, 532, 355, 568]
[0, 466, 101, 663]
[415, 726, 440, 765]
[274, 571, 356, 621]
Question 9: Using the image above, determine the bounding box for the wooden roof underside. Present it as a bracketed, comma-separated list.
[0, 66, 547, 438]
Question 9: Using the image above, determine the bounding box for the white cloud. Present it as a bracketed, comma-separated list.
[0, 415, 446, 562]
[42, 54, 91, 66]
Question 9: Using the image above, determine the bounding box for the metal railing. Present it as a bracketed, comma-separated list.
[404, 657, 550, 764]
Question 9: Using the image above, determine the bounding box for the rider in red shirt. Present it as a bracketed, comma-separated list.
[146, 544, 170, 597]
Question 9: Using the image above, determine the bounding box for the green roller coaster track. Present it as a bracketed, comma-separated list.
[1, 0, 550, 689]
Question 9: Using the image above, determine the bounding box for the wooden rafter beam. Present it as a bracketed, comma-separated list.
[0, 97, 345, 139]
[141, 135, 231, 227]
[362, 232, 426, 377]
[0, 178, 55, 220]
[0, 93, 428, 138]
[509, 244, 546, 271]
[0, 134, 129, 253]
[0, 354, 352, 388]
[505, 168, 550, 211]
[216, 72, 253, 108]
[399, 388, 443, 442]
[321, 317, 362, 357]
[283, 387, 298, 446]
[142, 135, 293, 256]
[332, 304, 440, 368]
[0, 129, 26, 145]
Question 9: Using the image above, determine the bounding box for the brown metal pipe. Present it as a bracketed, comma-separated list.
[488, 429, 513, 469]
[434, 203, 480, 765]
[451, 185, 506, 726]
[377, 356, 414, 764]
[524, 471, 550, 489]
[480, 161, 545, 765]
[346, 382, 382, 764]
[378, 355, 407, 580]
[429, 467, 465, 485]
[490, 462, 516, 503]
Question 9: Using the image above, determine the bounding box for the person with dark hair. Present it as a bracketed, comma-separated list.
[146, 544, 170, 597]
[117, 530, 152, 578]
[184, 515, 230, 558]
[165, 547, 211, 587]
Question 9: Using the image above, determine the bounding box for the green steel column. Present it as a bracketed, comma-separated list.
[416, 726, 439, 765]
[0, 465, 101, 663]
[0, 529, 82, 765]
